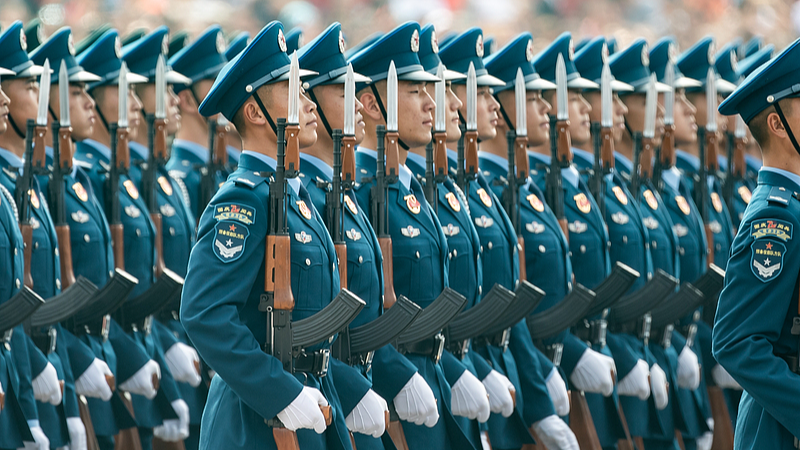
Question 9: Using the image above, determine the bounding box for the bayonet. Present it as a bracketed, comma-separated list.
[118, 62, 129, 129]
[155, 55, 166, 120]
[705, 68, 717, 134]
[344, 64, 355, 136]
[387, 61, 398, 132]
[643, 74, 657, 139]
[466, 63, 477, 131]
[555, 54, 569, 121]
[284, 52, 300, 175]
[656, 62, 677, 188]
[434, 64, 446, 133]
[664, 62, 675, 126]
[59, 61, 70, 128]
[288, 51, 299, 125]
[36, 59, 50, 127]
[600, 63, 613, 129]
[433, 64, 448, 182]
[515, 68, 527, 137]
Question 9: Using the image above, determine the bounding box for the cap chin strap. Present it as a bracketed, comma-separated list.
[369, 84, 409, 150]
[7, 113, 26, 140]
[494, 94, 515, 132]
[773, 101, 800, 157]
[307, 89, 334, 139]
[252, 92, 278, 136]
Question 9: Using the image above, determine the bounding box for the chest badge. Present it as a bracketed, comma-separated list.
[442, 224, 460, 236]
[526, 221, 545, 234]
[401, 225, 420, 238]
[568, 220, 588, 234]
[124, 205, 141, 218]
[344, 195, 359, 214]
[611, 211, 629, 225]
[738, 185, 752, 204]
[30, 216, 41, 229]
[573, 193, 592, 214]
[527, 193, 544, 212]
[404, 194, 421, 214]
[123, 179, 139, 200]
[709, 220, 722, 234]
[675, 196, 691, 215]
[296, 200, 313, 220]
[711, 192, 723, 213]
[294, 231, 313, 244]
[345, 228, 361, 241]
[157, 176, 173, 196]
[160, 204, 176, 217]
[72, 182, 88, 202]
[612, 186, 628, 205]
[673, 224, 689, 237]
[643, 217, 659, 230]
[29, 189, 40, 209]
[643, 189, 658, 210]
[445, 192, 461, 212]
[71, 211, 90, 224]
[477, 188, 493, 207]
[474, 216, 494, 228]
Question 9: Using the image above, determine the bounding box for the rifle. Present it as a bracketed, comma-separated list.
[476, 281, 545, 341]
[545, 114, 569, 238]
[631, 74, 658, 199]
[722, 116, 746, 216]
[16, 120, 40, 289]
[370, 125, 399, 309]
[505, 68, 531, 282]
[527, 284, 596, 341]
[329, 130, 348, 288]
[141, 112, 166, 277]
[654, 61, 677, 192]
[197, 116, 229, 222]
[589, 123, 607, 215]
[0, 287, 45, 334]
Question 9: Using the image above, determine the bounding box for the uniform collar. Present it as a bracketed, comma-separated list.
[478, 150, 507, 167]
[81, 139, 111, 161]
[128, 141, 148, 160]
[173, 139, 209, 163]
[299, 152, 333, 181]
[662, 166, 681, 191]
[562, 165, 580, 188]
[241, 150, 301, 194]
[615, 152, 633, 173]
[43, 146, 80, 178]
[0, 147, 23, 170]
[675, 149, 700, 171]
[357, 146, 412, 190]
[405, 151, 425, 174]
[760, 166, 800, 191]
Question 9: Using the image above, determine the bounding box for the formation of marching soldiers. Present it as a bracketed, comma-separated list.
[0, 14, 793, 450]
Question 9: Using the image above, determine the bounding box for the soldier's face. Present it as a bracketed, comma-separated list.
[136, 83, 182, 135]
[310, 83, 366, 144]
[0, 85, 9, 134]
[568, 90, 592, 144]
[396, 80, 434, 148]
[526, 91, 552, 146]
[612, 93, 628, 142]
[95, 85, 144, 138]
[716, 94, 728, 134]
[266, 80, 318, 147]
[2, 78, 39, 127]
[687, 92, 707, 127]
[673, 89, 697, 144]
[453, 84, 500, 141]
[623, 93, 665, 139]
[440, 82, 462, 143]
[50, 82, 97, 141]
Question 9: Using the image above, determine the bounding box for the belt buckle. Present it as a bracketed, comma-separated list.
[640, 314, 652, 343]
[499, 328, 510, 352]
[48, 327, 58, 354]
[361, 350, 374, 371]
[548, 343, 563, 367]
[143, 316, 154, 335]
[592, 319, 607, 347]
[317, 349, 330, 377]
[3, 329, 13, 350]
[101, 315, 111, 342]
[661, 324, 673, 348]
[432, 333, 445, 364]
[455, 339, 470, 360]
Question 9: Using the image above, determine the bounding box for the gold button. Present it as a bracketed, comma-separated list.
[305, 258, 311, 266]
[358, 256, 363, 263]
[16, 279, 20, 288]
[136, 229, 142, 237]
[487, 242, 493, 250]
[84, 234, 90, 242]
[453, 249, 457, 257]
[415, 251, 420, 258]
[538, 245, 545, 253]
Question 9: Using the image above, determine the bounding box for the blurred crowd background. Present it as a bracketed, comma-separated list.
[1, 0, 799, 61]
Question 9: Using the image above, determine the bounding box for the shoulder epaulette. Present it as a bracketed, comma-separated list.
[767, 186, 792, 206]
[2, 167, 18, 181]
[73, 160, 93, 170]
[232, 170, 269, 189]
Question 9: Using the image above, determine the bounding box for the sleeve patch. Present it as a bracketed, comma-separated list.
[751, 240, 785, 282]
[213, 221, 249, 263]
[751, 219, 792, 241]
[213, 203, 255, 225]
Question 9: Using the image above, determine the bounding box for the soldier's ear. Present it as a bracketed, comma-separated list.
[358, 90, 383, 122]
[766, 110, 786, 140]
[177, 90, 197, 111]
[241, 99, 266, 129]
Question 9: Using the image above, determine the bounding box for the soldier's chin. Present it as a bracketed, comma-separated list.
[299, 131, 317, 147]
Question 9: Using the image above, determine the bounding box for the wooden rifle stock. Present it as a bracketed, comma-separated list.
[707, 386, 734, 450]
[464, 130, 479, 176]
[117, 128, 130, 172]
[379, 238, 397, 309]
[342, 136, 357, 185]
[21, 224, 34, 289]
[514, 135, 529, 282]
[385, 132, 400, 179]
[433, 132, 448, 178]
[601, 127, 616, 171]
[111, 225, 125, 271]
[150, 213, 165, 278]
[153, 118, 169, 161]
[640, 137, 655, 181]
[661, 124, 676, 168]
[272, 405, 333, 450]
[56, 226, 76, 289]
[284, 124, 300, 175]
[705, 129, 719, 173]
[569, 390, 603, 450]
[732, 136, 746, 179]
[265, 235, 295, 311]
[556, 120, 573, 166]
[213, 122, 228, 167]
[32, 125, 47, 172]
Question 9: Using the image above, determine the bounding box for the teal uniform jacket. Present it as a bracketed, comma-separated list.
[0, 181, 35, 449]
[713, 168, 800, 450]
[0, 147, 92, 447]
[405, 151, 496, 448]
[717, 154, 753, 228]
[354, 148, 476, 450]
[300, 152, 417, 450]
[166, 139, 228, 220]
[37, 157, 148, 440]
[181, 151, 368, 450]
[446, 149, 554, 449]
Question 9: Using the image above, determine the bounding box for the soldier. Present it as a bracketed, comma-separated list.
[182, 20, 375, 450]
[713, 36, 800, 449]
[296, 22, 439, 449]
[166, 25, 230, 220]
[449, 30, 582, 449]
[348, 21, 480, 450]
[122, 26, 207, 449]
[28, 26, 163, 450]
[72, 28, 188, 450]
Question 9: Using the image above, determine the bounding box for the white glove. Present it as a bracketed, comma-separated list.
[66, 417, 87, 450]
[346, 389, 388, 438]
[450, 370, 490, 422]
[153, 418, 182, 442]
[531, 415, 579, 450]
[19, 422, 50, 450]
[570, 349, 616, 396]
[164, 343, 202, 387]
[172, 399, 190, 439]
[545, 368, 570, 416]
[482, 370, 514, 417]
[650, 364, 669, 410]
[617, 359, 651, 400]
[393, 373, 439, 427]
[677, 346, 700, 390]
[712, 364, 742, 390]
[32, 362, 62, 405]
[277, 386, 329, 433]
[696, 418, 714, 450]
[119, 360, 160, 399]
[75, 359, 113, 401]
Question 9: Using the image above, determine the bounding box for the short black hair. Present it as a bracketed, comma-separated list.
[747, 105, 774, 148]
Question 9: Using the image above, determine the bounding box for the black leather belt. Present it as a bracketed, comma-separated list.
[397, 333, 445, 364]
[650, 324, 673, 349]
[610, 314, 652, 343]
[31, 327, 58, 354]
[331, 328, 375, 370]
[78, 314, 112, 342]
[574, 319, 607, 347]
[473, 328, 511, 353]
[534, 341, 563, 367]
[294, 349, 330, 377]
[446, 338, 470, 360]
